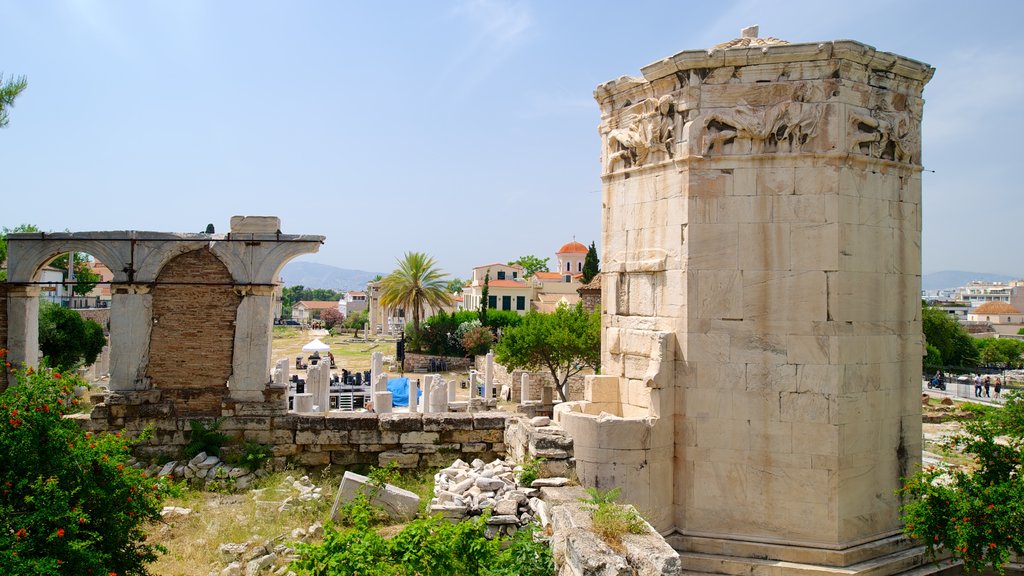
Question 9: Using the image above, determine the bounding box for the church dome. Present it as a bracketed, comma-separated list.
[973, 301, 1021, 315]
[557, 241, 588, 255]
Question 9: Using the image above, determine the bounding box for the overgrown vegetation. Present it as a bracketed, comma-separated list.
[0, 353, 176, 574]
[293, 464, 552, 576]
[38, 301, 106, 372]
[579, 487, 647, 552]
[923, 303, 979, 368]
[901, 390, 1024, 573]
[184, 418, 229, 458]
[517, 458, 543, 488]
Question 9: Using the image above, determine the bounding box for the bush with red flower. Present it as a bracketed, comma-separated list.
[0, 349, 175, 574]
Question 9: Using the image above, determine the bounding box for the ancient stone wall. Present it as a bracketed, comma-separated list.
[75, 308, 111, 331]
[0, 283, 8, 389]
[146, 248, 241, 415]
[85, 407, 508, 471]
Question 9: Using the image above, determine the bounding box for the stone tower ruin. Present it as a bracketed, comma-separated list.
[557, 28, 934, 575]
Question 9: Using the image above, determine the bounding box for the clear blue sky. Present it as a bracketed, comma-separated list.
[2, 1, 1020, 280]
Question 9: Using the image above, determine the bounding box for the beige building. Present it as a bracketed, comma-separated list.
[968, 301, 1024, 325]
[292, 300, 339, 323]
[461, 242, 591, 315]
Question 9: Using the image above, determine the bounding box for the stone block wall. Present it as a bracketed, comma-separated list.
[85, 403, 509, 471]
[404, 353, 472, 374]
[146, 248, 241, 415]
[0, 283, 7, 389]
[76, 308, 111, 331]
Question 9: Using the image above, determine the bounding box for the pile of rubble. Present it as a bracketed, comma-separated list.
[134, 452, 268, 490]
[430, 458, 566, 537]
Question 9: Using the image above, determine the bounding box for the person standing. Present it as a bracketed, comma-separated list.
[983, 376, 991, 398]
[974, 374, 982, 397]
[995, 377, 1003, 399]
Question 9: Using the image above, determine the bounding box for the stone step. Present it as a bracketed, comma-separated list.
[678, 545, 933, 576]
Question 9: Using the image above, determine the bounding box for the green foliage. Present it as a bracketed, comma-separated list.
[0, 73, 27, 128]
[238, 441, 272, 472]
[0, 357, 176, 574]
[579, 487, 647, 550]
[582, 241, 600, 284]
[380, 252, 453, 341]
[280, 286, 345, 318]
[483, 309, 522, 331]
[38, 301, 107, 371]
[343, 309, 369, 338]
[923, 305, 979, 367]
[0, 223, 40, 281]
[494, 302, 601, 401]
[925, 343, 942, 367]
[447, 277, 467, 294]
[419, 310, 469, 357]
[184, 419, 229, 458]
[1019, 328, 1024, 336]
[517, 458, 542, 487]
[294, 505, 552, 576]
[479, 270, 490, 325]
[901, 390, 1024, 573]
[508, 255, 549, 278]
[976, 338, 1024, 369]
[47, 253, 102, 296]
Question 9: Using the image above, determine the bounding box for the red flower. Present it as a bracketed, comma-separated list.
[15, 528, 26, 538]
[54, 372, 61, 379]
[56, 528, 65, 537]
[79, 517, 86, 524]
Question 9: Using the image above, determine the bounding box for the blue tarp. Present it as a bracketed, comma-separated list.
[387, 377, 421, 408]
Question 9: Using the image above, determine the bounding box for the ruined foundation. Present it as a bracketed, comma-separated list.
[574, 30, 935, 575]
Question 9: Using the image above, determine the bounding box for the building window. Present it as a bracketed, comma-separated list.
[502, 295, 511, 310]
[497, 271, 506, 280]
[566, 262, 570, 271]
[578, 261, 582, 272]
[516, 296, 525, 310]
[564, 275, 571, 283]
[512, 271, 518, 279]
[488, 295, 497, 309]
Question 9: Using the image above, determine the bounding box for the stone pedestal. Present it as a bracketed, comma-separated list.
[108, 286, 153, 391]
[588, 32, 934, 575]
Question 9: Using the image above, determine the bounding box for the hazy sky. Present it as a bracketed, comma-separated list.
[2, 1, 1020, 280]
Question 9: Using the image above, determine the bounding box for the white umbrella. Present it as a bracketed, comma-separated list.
[302, 338, 331, 353]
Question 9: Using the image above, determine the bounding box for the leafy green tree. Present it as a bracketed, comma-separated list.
[47, 253, 101, 296]
[582, 241, 600, 284]
[344, 309, 369, 338]
[38, 301, 107, 371]
[493, 302, 601, 402]
[508, 255, 549, 278]
[447, 278, 467, 294]
[976, 338, 1024, 369]
[479, 270, 490, 325]
[901, 390, 1024, 573]
[0, 360, 175, 574]
[379, 252, 452, 341]
[0, 73, 27, 128]
[922, 304, 979, 367]
[0, 224, 40, 281]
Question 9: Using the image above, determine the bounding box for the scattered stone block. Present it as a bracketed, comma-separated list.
[330, 471, 420, 523]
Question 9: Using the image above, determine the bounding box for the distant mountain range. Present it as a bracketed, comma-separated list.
[922, 271, 1018, 291]
[279, 261, 382, 292]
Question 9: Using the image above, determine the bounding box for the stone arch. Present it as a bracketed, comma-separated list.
[6, 236, 132, 284]
[145, 247, 241, 415]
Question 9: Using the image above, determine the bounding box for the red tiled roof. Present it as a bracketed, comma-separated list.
[473, 262, 524, 270]
[297, 300, 339, 309]
[557, 241, 588, 254]
[533, 272, 562, 280]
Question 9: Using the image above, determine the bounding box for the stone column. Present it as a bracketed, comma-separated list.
[421, 375, 434, 414]
[409, 378, 421, 413]
[5, 285, 40, 370]
[374, 391, 393, 414]
[229, 285, 277, 402]
[447, 379, 457, 403]
[108, 284, 154, 391]
[370, 351, 383, 389]
[375, 374, 388, 395]
[520, 373, 530, 403]
[469, 370, 479, 400]
[484, 351, 495, 399]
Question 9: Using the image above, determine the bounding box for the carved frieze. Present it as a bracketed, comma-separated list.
[605, 95, 679, 170]
[699, 84, 825, 156]
[848, 109, 921, 165]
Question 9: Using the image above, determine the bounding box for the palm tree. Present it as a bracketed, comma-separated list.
[379, 252, 453, 340]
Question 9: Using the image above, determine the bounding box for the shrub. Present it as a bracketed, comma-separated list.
[293, 465, 553, 576]
[184, 418, 229, 458]
[461, 324, 495, 357]
[37, 301, 107, 371]
[580, 487, 647, 550]
[517, 458, 543, 488]
[0, 353, 176, 574]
